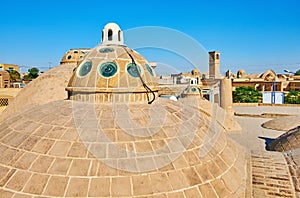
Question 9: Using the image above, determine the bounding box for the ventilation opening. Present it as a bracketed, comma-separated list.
[118, 30, 121, 41]
[108, 29, 113, 41]
[216, 54, 219, 60]
[0, 98, 9, 106]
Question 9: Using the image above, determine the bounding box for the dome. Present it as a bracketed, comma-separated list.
[0, 99, 247, 197]
[262, 115, 300, 131]
[0, 64, 75, 122]
[182, 86, 201, 98]
[60, 48, 91, 65]
[66, 24, 158, 104]
[191, 69, 200, 76]
[260, 69, 277, 81]
[237, 70, 246, 78]
[268, 126, 300, 152]
[0, 23, 247, 197]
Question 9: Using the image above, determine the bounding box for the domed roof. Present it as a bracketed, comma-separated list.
[0, 64, 75, 122]
[0, 23, 247, 197]
[260, 69, 277, 81]
[66, 23, 158, 103]
[191, 69, 200, 76]
[262, 115, 300, 131]
[237, 70, 246, 78]
[268, 126, 300, 152]
[67, 45, 157, 91]
[60, 48, 91, 65]
[0, 98, 247, 197]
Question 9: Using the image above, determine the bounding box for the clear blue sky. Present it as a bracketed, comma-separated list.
[0, 0, 299, 74]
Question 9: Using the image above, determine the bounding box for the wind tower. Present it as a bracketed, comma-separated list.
[209, 51, 221, 79]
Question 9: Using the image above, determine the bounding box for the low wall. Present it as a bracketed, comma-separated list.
[0, 88, 22, 97]
[233, 103, 300, 107]
[0, 88, 21, 113]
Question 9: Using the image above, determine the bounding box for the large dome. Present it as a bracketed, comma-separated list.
[0, 23, 247, 197]
[0, 99, 247, 197]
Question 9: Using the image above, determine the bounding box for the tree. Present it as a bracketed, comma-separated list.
[295, 69, 300, 76]
[7, 70, 21, 82]
[285, 90, 300, 104]
[233, 86, 262, 103]
[23, 67, 40, 81]
[22, 74, 31, 81]
[28, 67, 39, 79]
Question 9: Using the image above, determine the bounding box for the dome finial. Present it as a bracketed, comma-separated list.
[101, 22, 124, 45]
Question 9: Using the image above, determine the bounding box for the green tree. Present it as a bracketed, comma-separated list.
[28, 67, 39, 79]
[233, 86, 262, 103]
[284, 90, 300, 104]
[295, 69, 300, 76]
[22, 74, 31, 81]
[7, 70, 21, 82]
[23, 67, 40, 81]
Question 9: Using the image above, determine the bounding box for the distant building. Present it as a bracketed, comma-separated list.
[231, 69, 300, 92]
[157, 51, 221, 104]
[158, 75, 175, 85]
[60, 48, 91, 65]
[158, 69, 202, 85]
[0, 63, 19, 72]
[0, 70, 10, 88]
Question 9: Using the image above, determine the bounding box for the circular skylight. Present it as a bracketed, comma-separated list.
[127, 63, 142, 78]
[146, 64, 154, 76]
[191, 87, 197, 92]
[99, 47, 115, 53]
[78, 61, 92, 77]
[99, 62, 118, 78]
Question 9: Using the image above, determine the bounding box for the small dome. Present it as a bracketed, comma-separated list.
[268, 126, 300, 152]
[191, 69, 201, 76]
[262, 115, 300, 131]
[260, 69, 276, 81]
[60, 48, 91, 65]
[237, 70, 246, 78]
[180, 86, 201, 98]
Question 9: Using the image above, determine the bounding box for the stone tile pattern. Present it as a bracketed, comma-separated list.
[67, 45, 158, 103]
[285, 148, 300, 198]
[0, 99, 247, 197]
[268, 126, 300, 152]
[251, 150, 296, 197]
